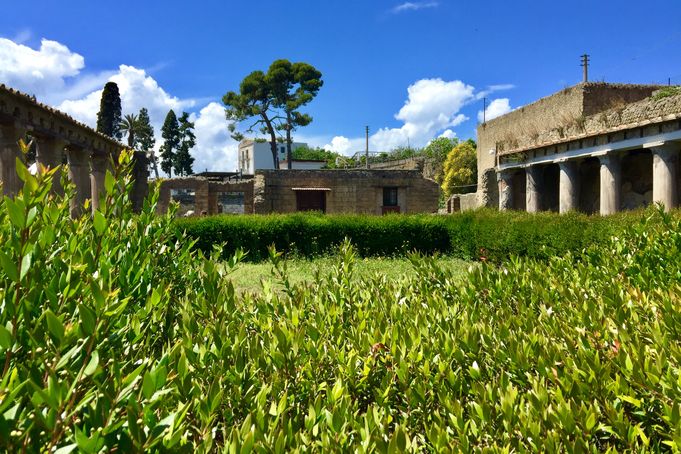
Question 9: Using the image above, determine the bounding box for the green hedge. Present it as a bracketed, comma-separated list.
[174, 208, 664, 262]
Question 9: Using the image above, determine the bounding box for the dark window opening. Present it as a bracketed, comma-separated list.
[295, 190, 326, 213]
[383, 187, 398, 207]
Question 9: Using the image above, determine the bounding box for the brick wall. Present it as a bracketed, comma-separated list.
[253, 170, 439, 215]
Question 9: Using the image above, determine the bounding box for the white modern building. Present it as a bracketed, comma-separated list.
[238, 139, 309, 174]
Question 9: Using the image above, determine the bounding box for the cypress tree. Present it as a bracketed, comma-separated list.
[174, 112, 196, 176]
[136, 108, 159, 179]
[96, 82, 122, 140]
[160, 110, 180, 177]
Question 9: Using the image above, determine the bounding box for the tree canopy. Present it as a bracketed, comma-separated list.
[119, 113, 139, 149]
[136, 108, 158, 178]
[96, 82, 122, 140]
[174, 112, 196, 176]
[268, 60, 323, 168]
[160, 110, 180, 177]
[223, 59, 323, 169]
[441, 139, 478, 197]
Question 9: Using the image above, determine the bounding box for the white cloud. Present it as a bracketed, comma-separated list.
[0, 36, 234, 175]
[191, 102, 238, 172]
[58, 65, 195, 128]
[391, 1, 439, 13]
[324, 78, 473, 154]
[0, 38, 84, 100]
[478, 98, 512, 122]
[439, 129, 457, 139]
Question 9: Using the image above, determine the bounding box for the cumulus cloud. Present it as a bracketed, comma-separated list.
[0, 36, 237, 174]
[478, 98, 512, 122]
[391, 1, 439, 13]
[58, 65, 195, 128]
[0, 38, 84, 100]
[191, 102, 239, 172]
[438, 129, 457, 139]
[325, 78, 473, 154]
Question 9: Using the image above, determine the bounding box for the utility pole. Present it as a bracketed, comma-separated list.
[482, 97, 487, 124]
[365, 125, 369, 169]
[580, 54, 590, 83]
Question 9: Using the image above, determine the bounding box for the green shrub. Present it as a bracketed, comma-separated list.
[2, 142, 681, 451]
[175, 208, 653, 262]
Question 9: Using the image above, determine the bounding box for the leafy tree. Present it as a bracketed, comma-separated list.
[174, 112, 196, 176]
[291, 145, 340, 168]
[160, 109, 180, 177]
[96, 82, 122, 140]
[135, 108, 158, 179]
[441, 139, 477, 197]
[268, 60, 323, 169]
[119, 113, 139, 149]
[424, 136, 459, 182]
[223, 71, 283, 169]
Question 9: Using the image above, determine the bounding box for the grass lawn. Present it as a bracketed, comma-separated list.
[226, 255, 473, 293]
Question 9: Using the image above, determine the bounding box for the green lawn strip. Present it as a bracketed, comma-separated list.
[227, 255, 472, 293]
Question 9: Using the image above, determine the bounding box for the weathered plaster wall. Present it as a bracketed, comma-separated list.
[253, 169, 439, 215]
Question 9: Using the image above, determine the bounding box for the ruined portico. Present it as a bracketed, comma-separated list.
[0, 84, 143, 216]
[477, 83, 681, 214]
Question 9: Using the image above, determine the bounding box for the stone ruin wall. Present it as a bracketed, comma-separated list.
[253, 169, 439, 215]
[157, 177, 254, 215]
[477, 83, 662, 177]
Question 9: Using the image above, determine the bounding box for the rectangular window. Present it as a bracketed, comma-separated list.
[383, 187, 398, 207]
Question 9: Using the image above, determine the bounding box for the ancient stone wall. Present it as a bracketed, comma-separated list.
[253, 170, 439, 215]
[158, 177, 254, 215]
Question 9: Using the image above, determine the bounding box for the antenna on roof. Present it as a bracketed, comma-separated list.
[580, 54, 590, 83]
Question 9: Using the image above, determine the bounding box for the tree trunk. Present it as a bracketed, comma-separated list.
[286, 111, 292, 170]
[262, 114, 279, 169]
[151, 151, 160, 179]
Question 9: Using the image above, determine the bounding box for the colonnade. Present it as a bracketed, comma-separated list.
[498, 142, 680, 214]
[0, 124, 113, 217]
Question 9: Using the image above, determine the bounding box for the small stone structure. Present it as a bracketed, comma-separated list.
[0, 84, 145, 216]
[253, 169, 439, 215]
[158, 170, 439, 216]
[471, 83, 681, 214]
[157, 177, 254, 215]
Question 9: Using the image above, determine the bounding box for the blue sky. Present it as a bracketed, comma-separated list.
[1, 0, 680, 171]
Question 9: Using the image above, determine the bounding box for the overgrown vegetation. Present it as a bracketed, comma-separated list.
[652, 85, 681, 100]
[2, 142, 681, 451]
[175, 208, 653, 262]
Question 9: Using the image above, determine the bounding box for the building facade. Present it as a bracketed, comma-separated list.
[238, 139, 307, 174]
[471, 83, 681, 214]
[157, 169, 440, 216]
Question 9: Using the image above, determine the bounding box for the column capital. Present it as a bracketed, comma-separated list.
[647, 141, 680, 157]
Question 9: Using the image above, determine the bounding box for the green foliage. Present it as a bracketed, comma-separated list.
[652, 85, 681, 100]
[136, 108, 158, 178]
[119, 113, 139, 149]
[267, 59, 323, 168]
[174, 112, 195, 176]
[175, 208, 650, 263]
[291, 145, 340, 168]
[441, 139, 477, 196]
[224, 70, 281, 168]
[160, 109, 180, 177]
[2, 139, 681, 451]
[96, 82, 122, 140]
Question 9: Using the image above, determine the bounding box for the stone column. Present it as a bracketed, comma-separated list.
[599, 154, 621, 215]
[497, 171, 514, 210]
[558, 160, 579, 213]
[90, 155, 108, 212]
[36, 136, 67, 195]
[66, 147, 92, 217]
[0, 124, 25, 197]
[650, 143, 678, 211]
[526, 166, 541, 213]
